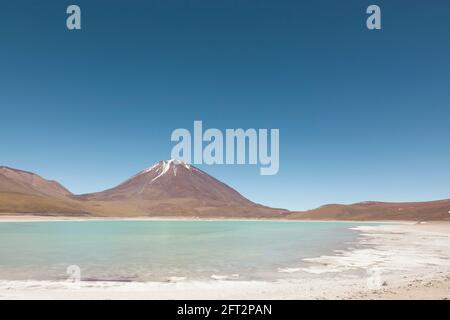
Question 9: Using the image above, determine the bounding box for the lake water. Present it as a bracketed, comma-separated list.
[0, 220, 367, 282]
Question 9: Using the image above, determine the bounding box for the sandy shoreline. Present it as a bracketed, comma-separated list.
[0, 220, 449, 300]
[0, 214, 413, 224]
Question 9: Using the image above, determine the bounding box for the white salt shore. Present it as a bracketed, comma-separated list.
[0, 221, 449, 300]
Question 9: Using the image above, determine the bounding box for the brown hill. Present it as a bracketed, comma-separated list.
[0, 166, 88, 215]
[0, 192, 89, 216]
[0, 166, 71, 198]
[288, 200, 450, 221]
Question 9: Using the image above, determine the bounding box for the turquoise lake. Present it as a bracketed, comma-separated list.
[0, 220, 367, 282]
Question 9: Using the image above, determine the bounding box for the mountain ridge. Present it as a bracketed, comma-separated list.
[1, 161, 449, 220]
[0, 166, 72, 198]
[0, 161, 286, 218]
[289, 199, 450, 221]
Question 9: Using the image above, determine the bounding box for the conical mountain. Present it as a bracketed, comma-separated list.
[79, 159, 254, 205]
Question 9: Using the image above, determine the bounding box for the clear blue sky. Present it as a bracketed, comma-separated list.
[1, 1, 449, 210]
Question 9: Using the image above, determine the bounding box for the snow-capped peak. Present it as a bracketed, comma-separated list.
[138, 159, 193, 182]
[142, 159, 190, 172]
[164, 159, 191, 169]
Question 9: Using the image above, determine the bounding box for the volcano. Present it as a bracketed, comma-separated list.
[74, 160, 286, 217]
[78, 159, 253, 204]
